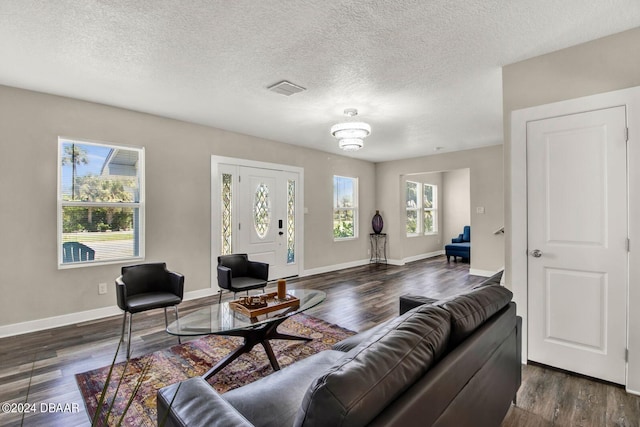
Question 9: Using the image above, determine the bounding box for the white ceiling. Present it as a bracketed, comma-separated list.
[1, 1, 639, 162]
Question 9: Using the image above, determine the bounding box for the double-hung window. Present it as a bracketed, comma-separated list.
[333, 175, 358, 240]
[423, 184, 438, 234]
[406, 181, 420, 235]
[58, 138, 144, 267]
[406, 181, 438, 236]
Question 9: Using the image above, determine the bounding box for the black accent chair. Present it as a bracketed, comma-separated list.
[217, 254, 269, 304]
[115, 263, 184, 359]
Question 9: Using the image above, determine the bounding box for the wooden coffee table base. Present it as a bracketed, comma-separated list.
[202, 316, 311, 380]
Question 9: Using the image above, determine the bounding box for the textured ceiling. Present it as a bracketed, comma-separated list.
[1, 1, 639, 162]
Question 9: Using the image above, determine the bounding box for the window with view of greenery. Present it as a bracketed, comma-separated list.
[333, 176, 358, 239]
[407, 181, 438, 236]
[406, 181, 420, 235]
[58, 138, 144, 267]
[423, 183, 438, 234]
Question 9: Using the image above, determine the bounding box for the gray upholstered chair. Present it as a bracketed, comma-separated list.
[217, 254, 269, 303]
[115, 263, 184, 358]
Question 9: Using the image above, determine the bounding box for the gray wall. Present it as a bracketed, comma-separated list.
[0, 85, 375, 327]
[443, 169, 471, 248]
[375, 145, 504, 273]
[502, 26, 640, 285]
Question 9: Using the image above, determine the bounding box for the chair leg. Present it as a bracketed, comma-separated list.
[126, 313, 133, 359]
[174, 306, 181, 344]
[218, 289, 223, 304]
[120, 311, 127, 343]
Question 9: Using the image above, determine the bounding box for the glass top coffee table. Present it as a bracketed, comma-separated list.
[167, 288, 326, 379]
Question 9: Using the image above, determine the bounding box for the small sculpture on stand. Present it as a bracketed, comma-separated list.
[372, 210, 384, 234]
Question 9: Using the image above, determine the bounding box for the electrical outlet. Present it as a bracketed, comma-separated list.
[98, 283, 108, 295]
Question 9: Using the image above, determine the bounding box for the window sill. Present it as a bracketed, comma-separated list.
[334, 237, 359, 242]
[58, 256, 144, 270]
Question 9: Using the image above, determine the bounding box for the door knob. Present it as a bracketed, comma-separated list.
[530, 249, 543, 258]
[278, 231, 284, 236]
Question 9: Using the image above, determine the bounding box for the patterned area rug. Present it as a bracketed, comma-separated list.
[76, 313, 354, 426]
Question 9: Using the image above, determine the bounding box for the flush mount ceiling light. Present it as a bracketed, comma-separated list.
[330, 108, 371, 151]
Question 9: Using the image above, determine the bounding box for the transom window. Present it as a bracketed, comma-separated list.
[58, 138, 144, 267]
[333, 176, 358, 240]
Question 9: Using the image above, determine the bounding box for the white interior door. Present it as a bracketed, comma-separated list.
[527, 106, 628, 384]
[237, 166, 299, 280]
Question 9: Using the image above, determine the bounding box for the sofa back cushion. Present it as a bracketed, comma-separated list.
[294, 305, 451, 427]
[436, 284, 513, 347]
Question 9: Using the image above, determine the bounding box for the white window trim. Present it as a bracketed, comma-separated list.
[333, 175, 359, 241]
[57, 137, 145, 269]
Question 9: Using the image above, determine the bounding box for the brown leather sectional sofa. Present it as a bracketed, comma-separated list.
[158, 273, 521, 426]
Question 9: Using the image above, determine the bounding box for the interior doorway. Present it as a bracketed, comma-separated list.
[511, 85, 640, 392]
[526, 107, 627, 384]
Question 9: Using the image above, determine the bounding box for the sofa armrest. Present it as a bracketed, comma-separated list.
[158, 377, 254, 427]
[115, 276, 127, 311]
[451, 234, 464, 243]
[167, 271, 185, 299]
[217, 265, 232, 290]
[248, 260, 269, 281]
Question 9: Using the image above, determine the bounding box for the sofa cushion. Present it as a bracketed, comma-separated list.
[398, 294, 438, 315]
[435, 284, 513, 347]
[223, 350, 345, 427]
[294, 305, 451, 427]
[332, 320, 390, 353]
[473, 270, 504, 288]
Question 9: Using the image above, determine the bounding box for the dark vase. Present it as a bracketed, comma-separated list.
[372, 210, 384, 234]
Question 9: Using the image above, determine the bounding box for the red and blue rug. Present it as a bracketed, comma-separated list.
[76, 314, 354, 426]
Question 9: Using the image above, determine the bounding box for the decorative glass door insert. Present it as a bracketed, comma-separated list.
[253, 182, 271, 239]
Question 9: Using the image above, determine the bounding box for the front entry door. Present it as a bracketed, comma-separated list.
[237, 166, 299, 280]
[527, 106, 628, 384]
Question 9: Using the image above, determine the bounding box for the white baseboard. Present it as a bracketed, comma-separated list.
[302, 259, 371, 276]
[301, 251, 445, 275]
[0, 288, 217, 338]
[627, 387, 640, 396]
[401, 250, 444, 264]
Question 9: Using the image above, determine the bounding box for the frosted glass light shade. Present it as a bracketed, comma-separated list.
[338, 138, 364, 151]
[330, 122, 371, 139]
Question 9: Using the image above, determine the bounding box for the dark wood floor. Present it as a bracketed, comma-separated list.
[0, 256, 638, 426]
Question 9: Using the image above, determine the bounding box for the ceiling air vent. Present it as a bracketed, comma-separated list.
[267, 80, 306, 96]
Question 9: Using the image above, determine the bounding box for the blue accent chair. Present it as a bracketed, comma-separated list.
[445, 226, 470, 262]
